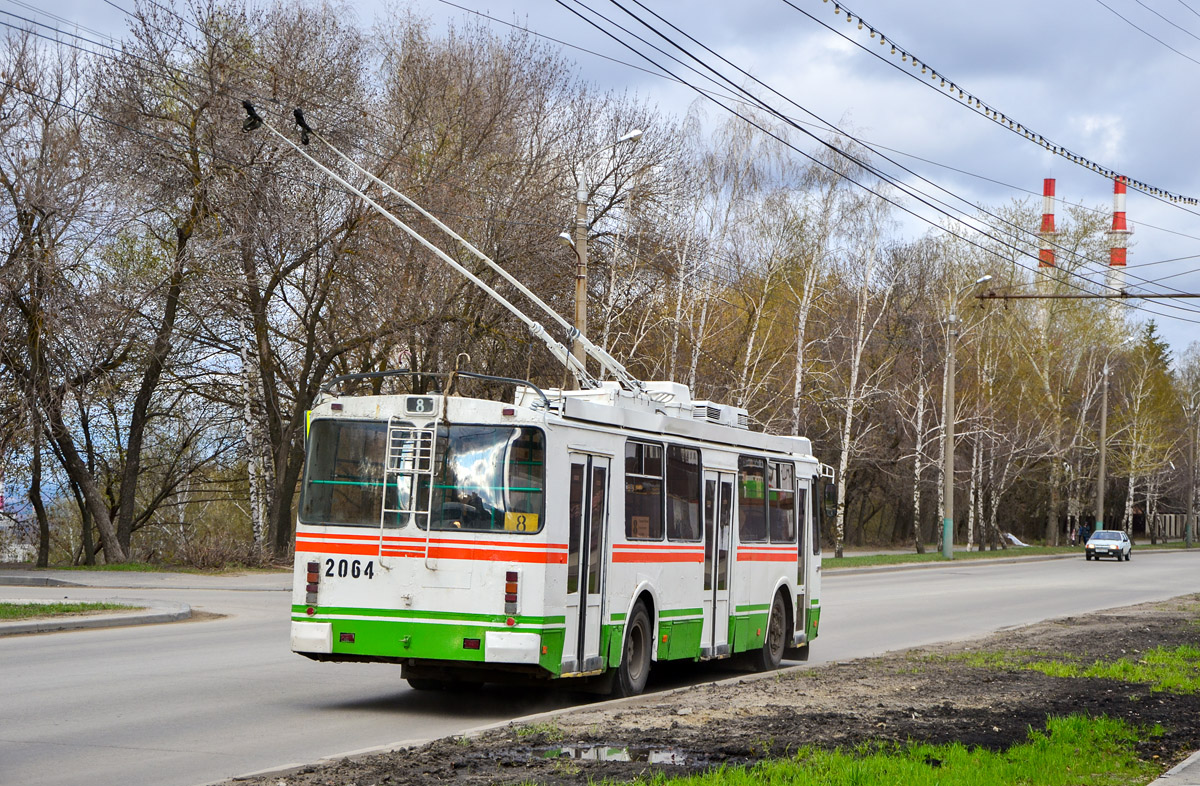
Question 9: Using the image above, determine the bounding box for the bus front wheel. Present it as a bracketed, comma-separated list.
[614, 602, 652, 697]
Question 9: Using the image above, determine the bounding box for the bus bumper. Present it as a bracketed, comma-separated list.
[292, 620, 333, 654]
[484, 631, 541, 664]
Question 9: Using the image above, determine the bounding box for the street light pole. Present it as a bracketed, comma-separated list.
[943, 314, 958, 560]
[566, 128, 643, 382]
[1188, 392, 1198, 549]
[1096, 361, 1110, 531]
[1095, 338, 1132, 533]
[943, 273, 992, 560]
[572, 188, 589, 371]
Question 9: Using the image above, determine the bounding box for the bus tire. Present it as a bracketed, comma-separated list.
[748, 592, 787, 672]
[614, 602, 652, 697]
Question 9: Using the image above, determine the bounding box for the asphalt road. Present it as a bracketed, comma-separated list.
[2, 550, 1198, 786]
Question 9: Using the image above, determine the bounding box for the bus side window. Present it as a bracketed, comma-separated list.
[738, 456, 767, 542]
[768, 461, 796, 543]
[625, 441, 664, 540]
[666, 445, 701, 541]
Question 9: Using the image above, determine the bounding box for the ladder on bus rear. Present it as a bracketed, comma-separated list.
[378, 416, 437, 563]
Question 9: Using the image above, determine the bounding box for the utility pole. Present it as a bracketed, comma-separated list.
[1096, 363, 1109, 530]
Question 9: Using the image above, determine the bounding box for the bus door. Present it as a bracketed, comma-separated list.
[795, 476, 812, 638]
[563, 453, 610, 674]
[701, 471, 735, 657]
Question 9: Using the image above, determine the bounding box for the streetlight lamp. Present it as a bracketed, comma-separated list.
[1095, 337, 1133, 533]
[943, 274, 992, 559]
[563, 128, 643, 381]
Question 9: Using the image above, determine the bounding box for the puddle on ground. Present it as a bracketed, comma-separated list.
[539, 745, 692, 764]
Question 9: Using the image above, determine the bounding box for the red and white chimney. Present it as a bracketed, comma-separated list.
[1107, 176, 1132, 300]
[1039, 178, 1056, 268]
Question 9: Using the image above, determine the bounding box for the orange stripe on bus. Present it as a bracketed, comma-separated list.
[299, 543, 566, 564]
[296, 541, 376, 556]
[736, 553, 796, 562]
[612, 552, 704, 563]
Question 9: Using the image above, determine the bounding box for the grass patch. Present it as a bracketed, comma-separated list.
[49, 562, 288, 574]
[828, 547, 1078, 569]
[829, 541, 1195, 569]
[941, 645, 1200, 694]
[0, 601, 138, 620]
[634, 714, 1158, 786]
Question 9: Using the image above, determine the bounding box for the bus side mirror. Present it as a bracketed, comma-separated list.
[823, 483, 837, 520]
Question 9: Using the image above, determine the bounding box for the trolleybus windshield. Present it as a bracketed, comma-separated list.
[300, 420, 545, 533]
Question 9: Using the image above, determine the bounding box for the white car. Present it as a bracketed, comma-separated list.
[1085, 530, 1132, 561]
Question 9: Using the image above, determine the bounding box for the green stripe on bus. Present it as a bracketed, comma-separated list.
[660, 607, 703, 619]
[293, 616, 566, 674]
[734, 603, 771, 613]
[292, 605, 565, 626]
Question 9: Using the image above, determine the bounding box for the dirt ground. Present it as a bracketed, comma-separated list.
[233, 594, 1200, 786]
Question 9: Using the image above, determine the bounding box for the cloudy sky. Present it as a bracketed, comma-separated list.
[12, 0, 1200, 356]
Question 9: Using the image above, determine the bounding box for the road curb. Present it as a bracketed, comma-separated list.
[0, 597, 191, 636]
[0, 574, 81, 587]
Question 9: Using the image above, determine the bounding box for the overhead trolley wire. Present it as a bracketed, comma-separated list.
[416, 0, 1200, 288]
[556, 0, 1200, 325]
[585, 0, 1198, 310]
[788, 0, 1200, 209]
[618, 0, 1200, 305]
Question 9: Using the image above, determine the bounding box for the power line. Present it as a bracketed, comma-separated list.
[558, 0, 1200, 325]
[617, 0, 1200, 305]
[788, 0, 1200, 208]
[415, 0, 1200, 291]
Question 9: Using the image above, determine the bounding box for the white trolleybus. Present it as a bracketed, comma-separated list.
[290, 373, 832, 695]
[240, 103, 835, 696]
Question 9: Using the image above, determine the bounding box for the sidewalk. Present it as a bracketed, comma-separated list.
[0, 566, 291, 636]
[1152, 750, 1200, 785]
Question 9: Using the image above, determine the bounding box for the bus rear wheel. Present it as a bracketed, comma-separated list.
[614, 602, 652, 697]
[748, 592, 787, 672]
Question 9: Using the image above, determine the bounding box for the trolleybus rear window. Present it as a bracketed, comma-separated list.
[300, 421, 545, 532]
[300, 420, 399, 527]
[426, 425, 545, 532]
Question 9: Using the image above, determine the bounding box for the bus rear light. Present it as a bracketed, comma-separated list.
[463, 638, 481, 650]
[504, 569, 520, 615]
[305, 606, 315, 616]
[305, 561, 319, 605]
[506, 617, 516, 627]
[502, 407, 515, 416]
